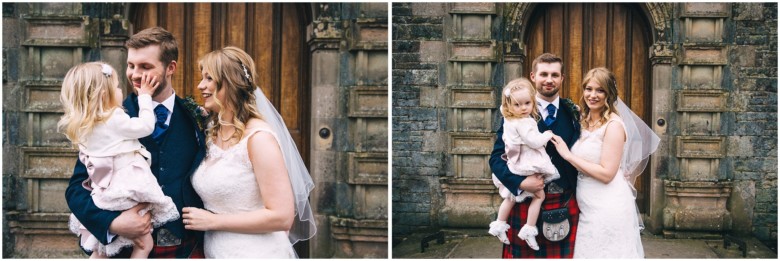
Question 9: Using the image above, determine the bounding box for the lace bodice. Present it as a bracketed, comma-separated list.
[191, 128, 296, 258]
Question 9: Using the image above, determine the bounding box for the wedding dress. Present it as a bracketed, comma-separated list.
[191, 128, 297, 258]
[570, 117, 644, 258]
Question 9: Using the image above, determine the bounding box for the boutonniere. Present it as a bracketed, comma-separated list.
[560, 98, 581, 122]
[182, 96, 209, 131]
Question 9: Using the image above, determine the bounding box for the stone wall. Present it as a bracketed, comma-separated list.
[391, 2, 448, 236]
[728, 2, 777, 244]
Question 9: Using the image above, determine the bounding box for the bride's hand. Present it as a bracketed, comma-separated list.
[550, 135, 572, 160]
[182, 207, 217, 231]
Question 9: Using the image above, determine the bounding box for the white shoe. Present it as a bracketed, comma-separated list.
[518, 224, 540, 250]
[488, 221, 511, 245]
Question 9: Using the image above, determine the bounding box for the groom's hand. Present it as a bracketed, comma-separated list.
[109, 203, 152, 239]
[519, 174, 544, 193]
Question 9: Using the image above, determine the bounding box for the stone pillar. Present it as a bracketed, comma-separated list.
[439, 3, 501, 227]
[308, 3, 388, 258]
[661, 3, 734, 239]
[3, 3, 129, 257]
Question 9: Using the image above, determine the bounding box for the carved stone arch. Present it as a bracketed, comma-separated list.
[503, 3, 673, 51]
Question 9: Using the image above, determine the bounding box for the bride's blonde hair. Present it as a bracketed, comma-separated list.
[58, 62, 122, 146]
[579, 67, 619, 129]
[198, 46, 264, 143]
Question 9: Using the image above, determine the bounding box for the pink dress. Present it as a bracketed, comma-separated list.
[491, 117, 560, 202]
[68, 94, 179, 256]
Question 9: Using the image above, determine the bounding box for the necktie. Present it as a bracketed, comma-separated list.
[152, 104, 169, 144]
[544, 104, 557, 126]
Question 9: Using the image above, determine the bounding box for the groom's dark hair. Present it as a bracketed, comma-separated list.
[125, 27, 179, 67]
[531, 53, 564, 74]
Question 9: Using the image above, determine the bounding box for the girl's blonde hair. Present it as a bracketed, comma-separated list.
[58, 62, 122, 146]
[580, 67, 619, 128]
[500, 77, 540, 121]
[198, 46, 264, 142]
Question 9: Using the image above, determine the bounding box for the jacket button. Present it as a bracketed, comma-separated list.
[160, 167, 165, 172]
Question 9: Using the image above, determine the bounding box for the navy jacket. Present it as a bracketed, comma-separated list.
[490, 100, 581, 195]
[65, 93, 206, 245]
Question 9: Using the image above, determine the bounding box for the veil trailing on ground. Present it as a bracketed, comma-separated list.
[252, 88, 316, 244]
[615, 98, 660, 230]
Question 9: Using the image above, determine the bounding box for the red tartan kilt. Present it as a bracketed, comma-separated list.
[502, 192, 579, 258]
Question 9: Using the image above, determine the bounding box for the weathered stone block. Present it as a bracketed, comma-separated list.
[347, 152, 387, 185]
[353, 185, 388, 219]
[676, 136, 725, 158]
[419, 41, 445, 62]
[679, 46, 728, 65]
[676, 90, 727, 112]
[662, 181, 733, 234]
[448, 132, 494, 154]
[439, 177, 500, 227]
[410, 3, 446, 17]
[450, 108, 491, 132]
[453, 154, 490, 179]
[450, 61, 491, 86]
[734, 3, 764, 21]
[448, 86, 494, 108]
[330, 217, 388, 258]
[683, 18, 724, 43]
[680, 3, 730, 17]
[453, 14, 491, 40]
[23, 16, 97, 47]
[681, 65, 722, 89]
[350, 118, 388, 153]
[450, 40, 496, 61]
[450, 3, 495, 14]
[680, 112, 720, 135]
[352, 50, 387, 86]
[348, 86, 388, 117]
[680, 158, 719, 181]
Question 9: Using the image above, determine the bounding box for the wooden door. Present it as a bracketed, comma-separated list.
[131, 3, 310, 165]
[524, 3, 652, 212]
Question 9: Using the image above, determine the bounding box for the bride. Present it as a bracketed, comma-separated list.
[182, 46, 316, 258]
[550, 67, 658, 258]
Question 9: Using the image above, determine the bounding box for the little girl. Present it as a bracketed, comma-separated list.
[59, 62, 179, 258]
[488, 77, 559, 250]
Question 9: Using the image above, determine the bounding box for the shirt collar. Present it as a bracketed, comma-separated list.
[536, 96, 560, 109]
[152, 91, 176, 112]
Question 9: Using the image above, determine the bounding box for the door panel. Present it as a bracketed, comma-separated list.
[524, 3, 652, 211]
[131, 3, 310, 165]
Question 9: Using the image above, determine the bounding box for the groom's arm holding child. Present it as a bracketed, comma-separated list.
[65, 160, 152, 245]
[489, 119, 545, 195]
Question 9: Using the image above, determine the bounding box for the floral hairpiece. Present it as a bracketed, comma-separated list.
[101, 64, 113, 77]
[239, 62, 251, 81]
[503, 87, 512, 97]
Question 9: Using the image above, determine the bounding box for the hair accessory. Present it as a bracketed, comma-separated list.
[101, 64, 113, 77]
[239, 62, 251, 81]
[503, 88, 512, 97]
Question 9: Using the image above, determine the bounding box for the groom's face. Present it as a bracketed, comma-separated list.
[126, 45, 171, 98]
[531, 62, 564, 99]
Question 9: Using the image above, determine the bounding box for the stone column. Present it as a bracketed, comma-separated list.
[439, 3, 501, 228]
[308, 3, 388, 258]
[3, 3, 129, 257]
[661, 3, 734, 238]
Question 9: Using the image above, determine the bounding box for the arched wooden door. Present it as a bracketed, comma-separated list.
[523, 3, 652, 212]
[131, 3, 310, 165]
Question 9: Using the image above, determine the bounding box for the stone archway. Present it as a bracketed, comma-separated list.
[501, 3, 675, 233]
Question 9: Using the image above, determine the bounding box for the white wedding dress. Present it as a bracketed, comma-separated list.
[570, 118, 644, 258]
[192, 128, 297, 258]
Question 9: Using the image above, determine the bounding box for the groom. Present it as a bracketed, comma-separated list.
[65, 27, 207, 258]
[490, 53, 581, 258]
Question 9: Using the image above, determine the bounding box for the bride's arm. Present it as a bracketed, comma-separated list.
[183, 131, 295, 233]
[551, 122, 624, 184]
